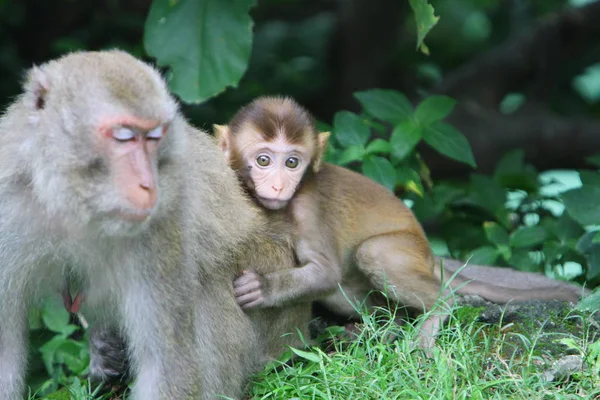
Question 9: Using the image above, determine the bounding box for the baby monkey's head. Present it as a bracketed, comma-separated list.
[214, 96, 329, 210]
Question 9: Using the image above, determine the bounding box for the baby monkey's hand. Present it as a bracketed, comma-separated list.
[234, 270, 266, 309]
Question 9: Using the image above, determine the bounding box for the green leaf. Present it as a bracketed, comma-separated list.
[414, 95, 456, 126]
[41, 300, 71, 334]
[333, 111, 371, 147]
[509, 226, 549, 248]
[578, 170, 600, 187]
[290, 347, 321, 363]
[492, 149, 539, 192]
[365, 139, 392, 155]
[336, 145, 366, 166]
[543, 241, 562, 263]
[468, 246, 500, 265]
[409, 0, 439, 55]
[422, 122, 476, 168]
[40, 335, 67, 375]
[494, 149, 525, 178]
[144, 0, 257, 103]
[469, 174, 507, 216]
[396, 166, 424, 197]
[563, 186, 600, 226]
[585, 245, 600, 280]
[57, 340, 88, 374]
[390, 120, 422, 160]
[354, 89, 413, 124]
[483, 222, 509, 246]
[499, 93, 525, 114]
[576, 230, 599, 253]
[572, 62, 600, 104]
[585, 153, 600, 168]
[577, 290, 600, 312]
[509, 249, 542, 273]
[554, 213, 584, 243]
[575, 231, 600, 280]
[362, 156, 397, 192]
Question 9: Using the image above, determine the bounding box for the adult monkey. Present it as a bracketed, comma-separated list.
[0, 51, 309, 400]
[217, 96, 588, 348]
[89, 214, 309, 386]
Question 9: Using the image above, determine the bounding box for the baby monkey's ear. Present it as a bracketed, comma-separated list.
[213, 124, 232, 161]
[312, 131, 330, 173]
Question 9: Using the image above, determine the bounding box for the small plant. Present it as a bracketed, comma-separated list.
[325, 89, 475, 196]
[28, 298, 91, 398]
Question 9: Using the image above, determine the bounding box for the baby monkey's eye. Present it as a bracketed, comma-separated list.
[256, 155, 271, 167]
[285, 157, 299, 169]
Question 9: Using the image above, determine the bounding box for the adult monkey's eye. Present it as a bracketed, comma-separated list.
[256, 155, 271, 167]
[147, 125, 164, 140]
[285, 157, 299, 169]
[113, 127, 136, 142]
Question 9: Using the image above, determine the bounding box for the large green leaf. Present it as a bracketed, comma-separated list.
[409, 0, 439, 55]
[483, 222, 509, 246]
[390, 120, 422, 160]
[423, 122, 476, 168]
[144, 0, 257, 103]
[509, 249, 542, 273]
[554, 213, 584, 243]
[414, 95, 456, 126]
[509, 226, 550, 248]
[41, 299, 71, 335]
[362, 156, 397, 192]
[468, 246, 500, 265]
[354, 89, 413, 124]
[333, 111, 371, 147]
[337, 145, 366, 166]
[365, 139, 392, 155]
[563, 185, 600, 226]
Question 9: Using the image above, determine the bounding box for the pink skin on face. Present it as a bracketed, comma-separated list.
[243, 135, 311, 210]
[97, 116, 166, 220]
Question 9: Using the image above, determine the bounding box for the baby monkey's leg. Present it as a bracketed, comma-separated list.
[354, 231, 452, 350]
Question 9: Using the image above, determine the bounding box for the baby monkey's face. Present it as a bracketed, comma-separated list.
[240, 131, 313, 210]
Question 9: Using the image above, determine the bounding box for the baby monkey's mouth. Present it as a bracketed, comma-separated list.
[257, 196, 289, 210]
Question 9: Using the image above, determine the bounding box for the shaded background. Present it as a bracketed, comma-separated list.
[2, 0, 600, 179]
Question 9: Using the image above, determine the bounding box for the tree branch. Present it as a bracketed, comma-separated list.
[424, 102, 600, 177]
[436, 0, 600, 106]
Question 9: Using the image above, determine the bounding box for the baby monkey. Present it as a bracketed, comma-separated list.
[216, 96, 587, 349]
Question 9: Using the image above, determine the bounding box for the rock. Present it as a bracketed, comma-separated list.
[542, 355, 585, 382]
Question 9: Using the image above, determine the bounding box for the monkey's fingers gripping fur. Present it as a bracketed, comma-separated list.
[233, 270, 266, 308]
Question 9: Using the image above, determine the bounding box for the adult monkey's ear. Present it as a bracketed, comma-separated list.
[213, 124, 232, 161]
[312, 131, 330, 173]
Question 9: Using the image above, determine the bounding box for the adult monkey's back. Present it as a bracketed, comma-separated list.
[0, 50, 291, 399]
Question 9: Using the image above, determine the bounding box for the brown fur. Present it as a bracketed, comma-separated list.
[226, 96, 589, 350]
[229, 96, 315, 144]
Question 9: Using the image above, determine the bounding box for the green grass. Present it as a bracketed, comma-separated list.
[247, 302, 600, 400]
[31, 299, 600, 400]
